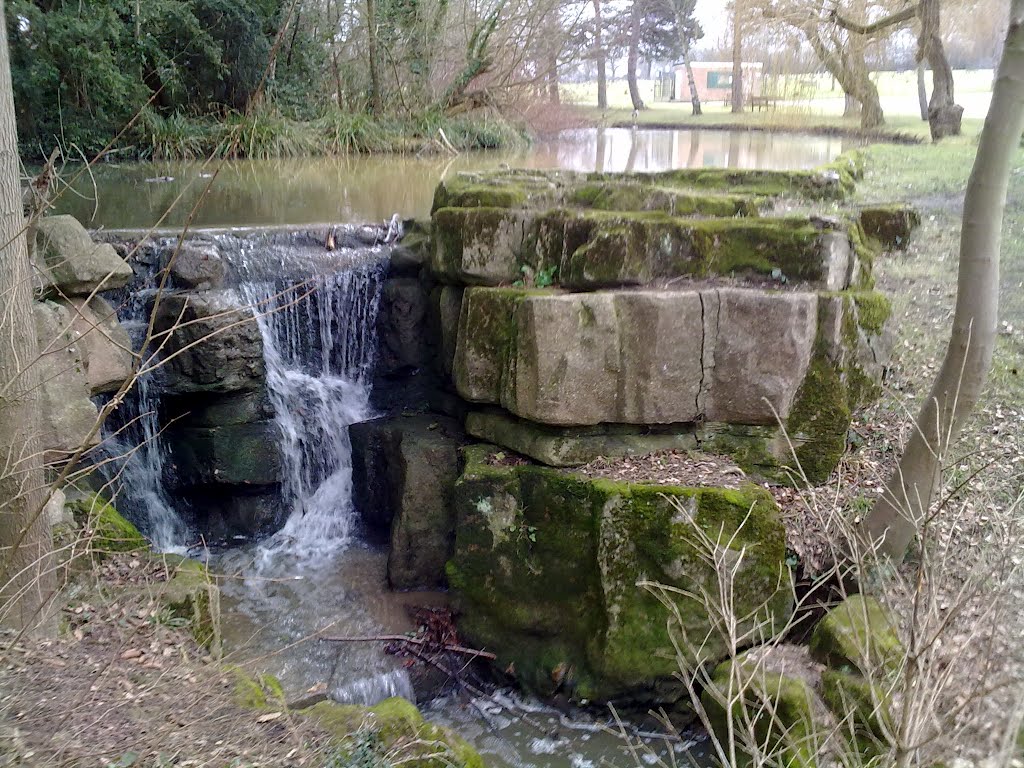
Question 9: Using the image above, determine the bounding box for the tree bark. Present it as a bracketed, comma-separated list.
[919, 0, 963, 139]
[863, 0, 1024, 562]
[366, 0, 384, 114]
[0, 0, 55, 633]
[731, 0, 743, 112]
[592, 0, 607, 109]
[547, 53, 560, 104]
[804, 25, 884, 129]
[679, 29, 701, 115]
[627, 0, 645, 111]
[917, 61, 929, 120]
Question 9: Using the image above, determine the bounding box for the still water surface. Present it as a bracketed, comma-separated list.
[57, 127, 858, 230]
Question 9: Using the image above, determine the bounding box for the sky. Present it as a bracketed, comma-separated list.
[694, 1, 730, 50]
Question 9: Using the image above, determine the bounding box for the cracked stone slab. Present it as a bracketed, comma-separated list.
[703, 288, 818, 425]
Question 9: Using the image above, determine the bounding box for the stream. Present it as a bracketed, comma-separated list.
[89, 128, 851, 767]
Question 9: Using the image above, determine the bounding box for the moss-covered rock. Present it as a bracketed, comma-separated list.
[66, 493, 148, 555]
[153, 554, 221, 652]
[860, 204, 921, 250]
[809, 595, 902, 675]
[702, 650, 823, 768]
[447, 445, 792, 703]
[304, 697, 484, 768]
[820, 668, 891, 757]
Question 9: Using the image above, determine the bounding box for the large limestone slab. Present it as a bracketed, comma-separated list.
[452, 288, 528, 403]
[33, 301, 101, 458]
[62, 296, 133, 395]
[704, 289, 818, 424]
[35, 215, 133, 295]
[506, 293, 622, 426]
[431, 207, 531, 285]
[153, 291, 265, 394]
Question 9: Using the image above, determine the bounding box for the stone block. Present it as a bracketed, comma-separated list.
[465, 411, 698, 467]
[169, 242, 227, 289]
[704, 289, 818, 424]
[61, 295, 133, 394]
[35, 215, 133, 295]
[33, 300, 101, 459]
[166, 420, 282, 487]
[350, 414, 463, 589]
[377, 278, 430, 375]
[448, 445, 793, 703]
[153, 291, 265, 394]
[860, 204, 921, 250]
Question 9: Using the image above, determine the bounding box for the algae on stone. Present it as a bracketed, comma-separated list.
[859, 204, 921, 250]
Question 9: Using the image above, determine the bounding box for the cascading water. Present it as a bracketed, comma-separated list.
[240, 261, 385, 558]
[96, 271, 188, 552]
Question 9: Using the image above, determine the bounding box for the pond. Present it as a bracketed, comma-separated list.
[55, 127, 859, 230]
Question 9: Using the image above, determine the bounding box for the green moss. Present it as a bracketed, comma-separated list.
[846, 218, 881, 289]
[820, 668, 890, 757]
[809, 595, 903, 676]
[786, 353, 851, 485]
[688, 217, 824, 281]
[306, 697, 485, 768]
[567, 182, 759, 218]
[448, 446, 791, 702]
[860, 204, 921, 250]
[66, 493, 148, 555]
[703, 655, 822, 768]
[852, 291, 892, 336]
[155, 554, 221, 651]
[230, 668, 285, 710]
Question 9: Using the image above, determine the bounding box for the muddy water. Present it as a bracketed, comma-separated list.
[55, 128, 858, 230]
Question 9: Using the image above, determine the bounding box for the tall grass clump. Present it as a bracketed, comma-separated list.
[138, 109, 211, 160]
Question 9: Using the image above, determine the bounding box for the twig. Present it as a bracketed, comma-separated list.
[319, 635, 497, 660]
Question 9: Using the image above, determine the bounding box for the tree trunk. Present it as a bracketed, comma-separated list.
[681, 39, 702, 115]
[366, 0, 384, 114]
[548, 53, 560, 104]
[0, 0, 55, 633]
[920, 0, 963, 139]
[804, 26, 884, 129]
[844, 92, 861, 116]
[627, 0, 645, 111]
[917, 61, 929, 120]
[863, 0, 1024, 562]
[731, 0, 743, 112]
[593, 0, 607, 109]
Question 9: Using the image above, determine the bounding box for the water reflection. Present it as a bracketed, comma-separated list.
[55, 128, 859, 230]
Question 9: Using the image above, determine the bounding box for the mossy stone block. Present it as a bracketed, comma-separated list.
[860, 204, 921, 250]
[809, 595, 902, 675]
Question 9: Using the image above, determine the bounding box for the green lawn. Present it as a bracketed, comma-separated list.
[562, 70, 992, 140]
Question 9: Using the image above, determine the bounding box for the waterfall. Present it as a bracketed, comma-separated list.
[239, 252, 387, 559]
[97, 279, 189, 552]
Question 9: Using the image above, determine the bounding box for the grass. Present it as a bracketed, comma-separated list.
[850, 135, 1024, 505]
[137, 107, 529, 161]
[562, 70, 992, 141]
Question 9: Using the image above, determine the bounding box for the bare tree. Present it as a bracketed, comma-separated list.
[864, 0, 1024, 560]
[593, 0, 608, 109]
[627, 0, 646, 111]
[732, 0, 745, 112]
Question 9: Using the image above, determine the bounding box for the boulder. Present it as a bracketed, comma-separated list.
[431, 207, 531, 285]
[61, 296, 133, 394]
[447, 445, 793, 703]
[390, 220, 432, 275]
[809, 595, 902, 675]
[166, 420, 282, 487]
[350, 414, 463, 589]
[465, 411, 698, 467]
[859, 204, 921, 250]
[65, 492, 148, 555]
[153, 291, 265, 394]
[34, 215, 133, 295]
[168, 243, 227, 289]
[164, 389, 275, 428]
[33, 300, 101, 459]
